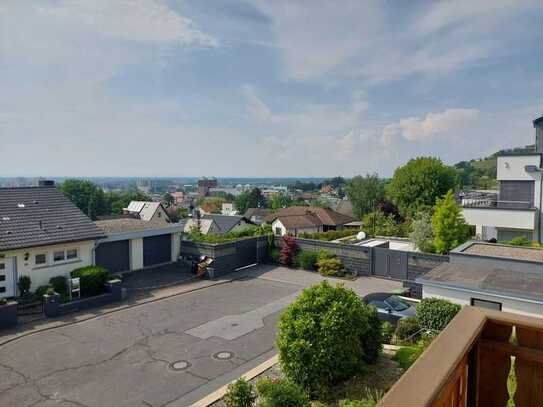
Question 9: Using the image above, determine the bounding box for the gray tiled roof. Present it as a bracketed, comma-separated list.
[201, 214, 245, 233]
[0, 186, 105, 251]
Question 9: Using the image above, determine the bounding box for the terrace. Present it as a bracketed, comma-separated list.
[379, 306, 543, 406]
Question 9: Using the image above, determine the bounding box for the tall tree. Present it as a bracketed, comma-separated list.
[235, 188, 265, 214]
[432, 190, 470, 254]
[163, 192, 174, 208]
[270, 193, 293, 211]
[345, 174, 385, 219]
[60, 179, 108, 220]
[105, 190, 150, 215]
[387, 157, 457, 213]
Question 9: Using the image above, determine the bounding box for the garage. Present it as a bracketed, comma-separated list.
[143, 234, 172, 267]
[95, 240, 130, 273]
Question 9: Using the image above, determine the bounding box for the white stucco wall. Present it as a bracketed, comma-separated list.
[2, 240, 95, 292]
[462, 207, 536, 230]
[272, 219, 287, 236]
[423, 284, 543, 319]
[497, 155, 542, 181]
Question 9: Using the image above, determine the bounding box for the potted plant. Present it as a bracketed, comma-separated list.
[0, 297, 18, 329]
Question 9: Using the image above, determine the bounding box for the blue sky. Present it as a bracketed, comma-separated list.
[1, 0, 543, 177]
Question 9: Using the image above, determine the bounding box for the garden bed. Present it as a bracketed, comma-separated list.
[211, 355, 403, 407]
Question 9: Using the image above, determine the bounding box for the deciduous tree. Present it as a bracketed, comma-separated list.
[432, 190, 470, 254]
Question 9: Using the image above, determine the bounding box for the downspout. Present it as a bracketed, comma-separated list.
[525, 165, 543, 243]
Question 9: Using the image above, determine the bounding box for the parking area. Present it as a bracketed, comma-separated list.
[0, 266, 401, 407]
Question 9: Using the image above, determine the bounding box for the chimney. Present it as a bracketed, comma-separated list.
[534, 116, 543, 154]
[38, 180, 55, 187]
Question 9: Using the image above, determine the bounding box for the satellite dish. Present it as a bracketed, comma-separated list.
[357, 231, 366, 240]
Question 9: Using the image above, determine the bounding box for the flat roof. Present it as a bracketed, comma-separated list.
[95, 218, 175, 234]
[419, 263, 543, 304]
[457, 242, 543, 263]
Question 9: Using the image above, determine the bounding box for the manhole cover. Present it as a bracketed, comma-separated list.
[169, 360, 191, 371]
[213, 351, 234, 360]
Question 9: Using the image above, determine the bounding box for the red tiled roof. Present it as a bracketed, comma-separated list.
[265, 206, 354, 228]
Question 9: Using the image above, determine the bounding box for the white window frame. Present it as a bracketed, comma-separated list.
[53, 250, 66, 262]
[66, 248, 79, 260]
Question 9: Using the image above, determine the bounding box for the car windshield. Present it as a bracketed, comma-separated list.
[385, 295, 409, 311]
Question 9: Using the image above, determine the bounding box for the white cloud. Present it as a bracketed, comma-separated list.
[253, 0, 542, 82]
[381, 108, 480, 145]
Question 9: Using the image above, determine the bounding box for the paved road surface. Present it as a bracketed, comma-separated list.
[0, 266, 401, 407]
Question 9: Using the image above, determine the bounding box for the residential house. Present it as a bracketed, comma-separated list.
[94, 218, 184, 273]
[0, 182, 106, 296]
[221, 203, 238, 216]
[265, 206, 354, 236]
[243, 208, 271, 225]
[418, 241, 543, 318]
[170, 191, 185, 205]
[461, 115, 543, 243]
[334, 199, 355, 219]
[183, 218, 220, 235]
[201, 214, 253, 235]
[123, 201, 170, 223]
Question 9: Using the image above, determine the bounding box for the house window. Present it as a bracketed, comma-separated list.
[53, 251, 65, 262]
[275, 227, 282, 236]
[0, 287, 5, 293]
[66, 248, 78, 260]
[0, 275, 5, 281]
[471, 298, 502, 311]
[35, 254, 47, 265]
[0, 263, 4, 270]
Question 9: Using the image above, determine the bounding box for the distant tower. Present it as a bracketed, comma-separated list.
[534, 115, 543, 154]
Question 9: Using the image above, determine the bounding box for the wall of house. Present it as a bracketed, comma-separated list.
[271, 219, 321, 237]
[2, 240, 95, 292]
[497, 155, 542, 181]
[423, 284, 543, 319]
[462, 207, 536, 230]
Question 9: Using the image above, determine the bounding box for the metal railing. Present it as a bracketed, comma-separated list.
[459, 191, 533, 209]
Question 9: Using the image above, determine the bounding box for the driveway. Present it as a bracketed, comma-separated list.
[0, 266, 401, 407]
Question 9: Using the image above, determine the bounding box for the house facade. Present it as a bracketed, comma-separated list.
[461, 116, 543, 242]
[0, 183, 105, 297]
[124, 201, 170, 223]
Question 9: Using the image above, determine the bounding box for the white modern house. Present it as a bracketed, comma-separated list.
[461, 116, 543, 243]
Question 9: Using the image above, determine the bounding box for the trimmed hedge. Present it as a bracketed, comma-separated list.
[71, 266, 112, 297]
[277, 281, 382, 396]
[416, 298, 461, 332]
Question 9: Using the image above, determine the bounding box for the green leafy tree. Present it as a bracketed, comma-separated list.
[271, 193, 293, 211]
[387, 157, 457, 213]
[163, 192, 174, 208]
[105, 190, 151, 215]
[362, 211, 411, 237]
[432, 190, 470, 254]
[60, 179, 108, 220]
[234, 188, 265, 214]
[345, 174, 385, 219]
[410, 211, 435, 253]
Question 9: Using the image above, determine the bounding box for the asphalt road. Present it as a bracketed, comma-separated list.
[0, 267, 401, 407]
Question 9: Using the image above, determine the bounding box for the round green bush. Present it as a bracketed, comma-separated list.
[394, 317, 420, 344]
[256, 378, 309, 407]
[277, 281, 382, 396]
[416, 298, 461, 332]
[295, 250, 319, 270]
[224, 378, 256, 407]
[34, 285, 53, 298]
[49, 276, 68, 296]
[17, 276, 31, 296]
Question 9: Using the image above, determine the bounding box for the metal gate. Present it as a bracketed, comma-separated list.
[235, 238, 258, 269]
[373, 247, 408, 280]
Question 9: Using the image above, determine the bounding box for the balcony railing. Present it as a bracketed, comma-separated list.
[459, 192, 533, 210]
[378, 306, 543, 407]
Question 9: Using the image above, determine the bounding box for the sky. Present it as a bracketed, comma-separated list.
[1, 0, 543, 178]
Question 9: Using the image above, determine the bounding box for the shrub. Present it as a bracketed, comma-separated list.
[277, 281, 382, 396]
[381, 321, 394, 344]
[317, 249, 335, 260]
[224, 378, 256, 407]
[49, 276, 68, 296]
[295, 251, 319, 271]
[316, 257, 345, 277]
[17, 276, 31, 296]
[394, 317, 421, 344]
[339, 388, 384, 407]
[507, 236, 533, 247]
[256, 378, 309, 407]
[393, 339, 431, 370]
[298, 229, 357, 241]
[71, 266, 112, 297]
[35, 285, 52, 298]
[416, 298, 461, 332]
[279, 236, 298, 266]
[0, 298, 7, 306]
[269, 248, 280, 263]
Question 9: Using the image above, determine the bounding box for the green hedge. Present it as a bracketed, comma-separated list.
[294, 250, 319, 270]
[416, 298, 461, 332]
[224, 378, 256, 407]
[394, 317, 420, 344]
[256, 378, 309, 407]
[277, 281, 382, 396]
[71, 266, 112, 297]
[298, 229, 356, 241]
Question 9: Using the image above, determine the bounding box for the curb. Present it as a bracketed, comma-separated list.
[191, 354, 279, 407]
[0, 272, 250, 348]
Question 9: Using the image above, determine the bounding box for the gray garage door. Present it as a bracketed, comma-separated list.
[373, 247, 408, 280]
[96, 240, 130, 273]
[143, 234, 171, 267]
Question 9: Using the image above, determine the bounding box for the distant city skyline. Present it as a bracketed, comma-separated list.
[2, 1, 543, 177]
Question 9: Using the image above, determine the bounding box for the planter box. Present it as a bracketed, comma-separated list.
[0, 300, 18, 329]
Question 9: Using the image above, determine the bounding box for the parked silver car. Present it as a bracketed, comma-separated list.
[363, 292, 416, 323]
